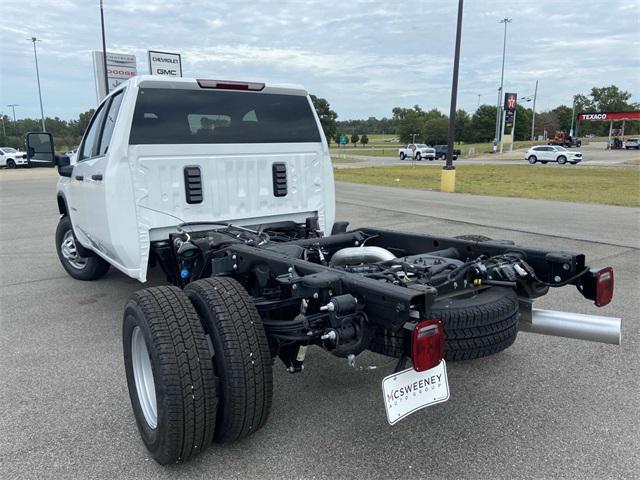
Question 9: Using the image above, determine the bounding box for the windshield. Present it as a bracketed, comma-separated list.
[2, 147, 17, 153]
[129, 88, 321, 144]
[417, 144, 428, 148]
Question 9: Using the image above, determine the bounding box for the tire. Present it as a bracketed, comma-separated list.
[428, 157, 434, 161]
[557, 155, 567, 165]
[528, 156, 537, 164]
[123, 287, 217, 465]
[570, 161, 578, 165]
[6, 159, 16, 169]
[415, 153, 422, 161]
[368, 287, 519, 361]
[55, 216, 110, 280]
[541, 161, 548, 164]
[399, 153, 406, 160]
[185, 277, 273, 443]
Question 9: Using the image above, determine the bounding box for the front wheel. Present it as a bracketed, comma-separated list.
[557, 155, 567, 165]
[415, 153, 422, 161]
[399, 152, 406, 160]
[55, 216, 110, 280]
[6, 159, 16, 169]
[528, 156, 537, 164]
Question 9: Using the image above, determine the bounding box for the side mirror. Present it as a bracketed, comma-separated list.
[25, 132, 56, 167]
[57, 155, 71, 167]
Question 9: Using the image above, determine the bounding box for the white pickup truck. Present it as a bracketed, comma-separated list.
[0, 146, 28, 168]
[25, 75, 620, 466]
[398, 143, 435, 161]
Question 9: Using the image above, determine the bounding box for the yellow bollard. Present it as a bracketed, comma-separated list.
[440, 168, 456, 193]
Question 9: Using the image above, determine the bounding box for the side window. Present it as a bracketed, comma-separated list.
[98, 91, 125, 156]
[78, 104, 107, 161]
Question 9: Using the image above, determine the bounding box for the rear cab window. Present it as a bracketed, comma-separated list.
[129, 88, 321, 144]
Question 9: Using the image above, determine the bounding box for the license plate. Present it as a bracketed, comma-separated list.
[382, 360, 449, 425]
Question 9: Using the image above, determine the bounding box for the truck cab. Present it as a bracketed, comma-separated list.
[53, 75, 335, 281]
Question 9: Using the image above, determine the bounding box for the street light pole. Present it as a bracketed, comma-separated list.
[530, 79, 538, 141]
[570, 95, 577, 136]
[29, 37, 46, 131]
[494, 18, 511, 147]
[441, 0, 464, 193]
[7, 104, 19, 137]
[477, 94, 481, 109]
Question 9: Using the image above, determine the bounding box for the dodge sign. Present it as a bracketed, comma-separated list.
[148, 50, 182, 77]
[92, 51, 137, 102]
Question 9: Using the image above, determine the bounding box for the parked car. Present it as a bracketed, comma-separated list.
[398, 143, 435, 160]
[434, 145, 460, 160]
[525, 145, 582, 165]
[624, 138, 640, 150]
[0, 146, 28, 168]
[27, 75, 619, 466]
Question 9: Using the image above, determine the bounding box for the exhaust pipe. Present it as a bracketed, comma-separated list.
[329, 246, 396, 267]
[519, 305, 621, 345]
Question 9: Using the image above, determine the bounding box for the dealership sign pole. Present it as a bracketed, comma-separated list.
[100, 0, 109, 96]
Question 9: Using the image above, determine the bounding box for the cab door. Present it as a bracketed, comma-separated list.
[73, 90, 125, 262]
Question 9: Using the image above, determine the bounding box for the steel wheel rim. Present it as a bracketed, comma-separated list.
[131, 326, 158, 429]
[61, 230, 88, 270]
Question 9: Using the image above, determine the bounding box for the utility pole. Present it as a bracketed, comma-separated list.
[0, 113, 6, 138]
[7, 104, 19, 137]
[441, 0, 464, 193]
[494, 18, 511, 147]
[29, 37, 46, 131]
[100, 0, 110, 96]
[477, 94, 482, 109]
[570, 96, 576, 136]
[411, 133, 418, 143]
[530, 80, 538, 141]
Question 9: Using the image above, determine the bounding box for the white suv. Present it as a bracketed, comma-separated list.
[525, 145, 582, 165]
[624, 138, 639, 149]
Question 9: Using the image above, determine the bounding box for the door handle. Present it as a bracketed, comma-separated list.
[75, 175, 84, 181]
[91, 174, 103, 181]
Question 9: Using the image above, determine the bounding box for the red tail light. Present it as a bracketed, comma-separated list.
[411, 319, 444, 372]
[196, 79, 265, 91]
[595, 266, 614, 307]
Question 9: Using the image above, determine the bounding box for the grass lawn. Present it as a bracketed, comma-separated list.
[334, 165, 640, 207]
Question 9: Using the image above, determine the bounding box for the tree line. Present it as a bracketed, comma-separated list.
[313, 85, 638, 146]
[2, 85, 636, 150]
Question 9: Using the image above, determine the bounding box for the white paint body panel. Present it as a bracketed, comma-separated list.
[56, 75, 335, 282]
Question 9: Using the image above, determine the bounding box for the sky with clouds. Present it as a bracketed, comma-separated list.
[1, 0, 639, 121]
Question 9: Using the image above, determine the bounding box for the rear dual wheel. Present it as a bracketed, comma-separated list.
[123, 278, 273, 464]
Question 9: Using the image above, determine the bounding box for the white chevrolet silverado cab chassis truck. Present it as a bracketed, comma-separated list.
[25, 75, 621, 465]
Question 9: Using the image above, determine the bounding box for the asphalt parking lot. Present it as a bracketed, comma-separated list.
[1, 169, 638, 479]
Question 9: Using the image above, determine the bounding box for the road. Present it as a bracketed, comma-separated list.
[334, 142, 640, 169]
[1, 169, 638, 479]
